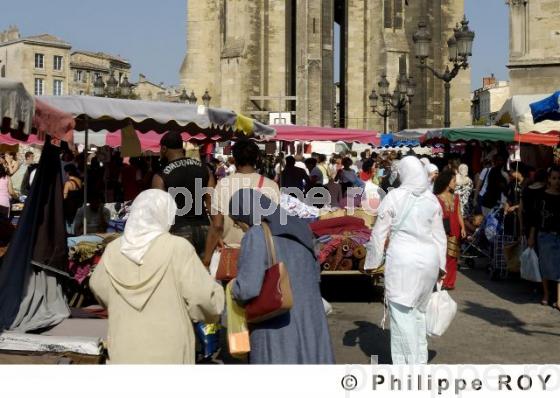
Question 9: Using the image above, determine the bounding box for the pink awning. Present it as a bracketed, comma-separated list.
[0, 133, 42, 146]
[33, 98, 75, 143]
[271, 125, 380, 145]
[104, 130, 221, 152]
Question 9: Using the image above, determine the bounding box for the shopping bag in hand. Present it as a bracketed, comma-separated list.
[426, 283, 457, 337]
[226, 280, 250, 358]
[520, 247, 542, 282]
[194, 322, 220, 360]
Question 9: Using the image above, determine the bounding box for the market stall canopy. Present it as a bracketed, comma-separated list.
[73, 129, 223, 152]
[529, 91, 560, 123]
[0, 78, 34, 135]
[496, 93, 560, 134]
[271, 125, 380, 145]
[0, 133, 42, 146]
[514, 132, 560, 147]
[427, 127, 515, 142]
[38, 96, 275, 139]
[395, 126, 515, 143]
[1, 79, 76, 141]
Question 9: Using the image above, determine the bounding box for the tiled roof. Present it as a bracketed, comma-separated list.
[72, 50, 130, 66]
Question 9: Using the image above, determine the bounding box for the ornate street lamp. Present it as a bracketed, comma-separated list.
[413, 16, 475, 127]
[369, 72, 415, 133]
[93, 75, 105, 97]
[120, 76, 131, 97]
[202, 89, 212, 107]
[179, 88, 189, 103]
[188, 91, 197, 105]
[106, 72, 118, 96]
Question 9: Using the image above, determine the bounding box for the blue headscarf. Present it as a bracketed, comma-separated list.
[228, 189, 315, 255]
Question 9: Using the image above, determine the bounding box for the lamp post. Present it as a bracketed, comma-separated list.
[179, 88, 189, 103]
[413, 16, 475, 128]
[93, 71, 133, 98]
[369, 72, 416, 133]
[202, 89, 212, 107]
[187, 91, 197, 105]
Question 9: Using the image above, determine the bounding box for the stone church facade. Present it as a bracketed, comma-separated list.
[507, 0, 560, 96]
[181, 0, 471, 130]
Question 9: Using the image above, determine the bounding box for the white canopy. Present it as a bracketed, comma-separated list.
[0, 78, 34, 134]
[38, 95, 275, 138]
[496, 94, 560, 133]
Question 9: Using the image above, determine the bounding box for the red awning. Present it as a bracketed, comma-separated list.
[272, 125, 380, 145]
[515, 131, 560, 146]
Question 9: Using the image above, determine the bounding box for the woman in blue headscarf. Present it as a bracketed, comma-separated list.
[229, 189, 334, 364]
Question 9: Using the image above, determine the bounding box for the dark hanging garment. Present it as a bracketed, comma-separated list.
[0, 138, 70, 331]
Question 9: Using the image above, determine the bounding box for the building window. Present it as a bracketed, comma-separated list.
[53, 55, 63, 71]
[75, 70, 83, 82]
[1, 65, 5, 78]
[35, 53, 44, 69]
[53, 80, 64, 96]
[394, 0, 403, 29]
[384, 0, 393, 29]
[34, 78, 44, 95]
[384, 0, 404, 30]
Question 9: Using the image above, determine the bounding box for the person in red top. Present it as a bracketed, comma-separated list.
[434, 170, 466, 290]
[359, 159, 375, 182]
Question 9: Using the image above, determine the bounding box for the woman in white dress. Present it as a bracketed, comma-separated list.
[364, 156, 447, 364]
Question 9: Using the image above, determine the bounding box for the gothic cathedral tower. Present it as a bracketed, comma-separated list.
[180, 0, 471, 130]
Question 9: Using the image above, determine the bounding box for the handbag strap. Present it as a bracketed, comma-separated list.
[261, 222, 277, 267]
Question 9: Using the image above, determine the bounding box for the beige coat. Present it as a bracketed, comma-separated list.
[90, 233, 225, 364]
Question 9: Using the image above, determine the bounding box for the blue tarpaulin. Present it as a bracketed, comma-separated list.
[530, 91, 560, 123]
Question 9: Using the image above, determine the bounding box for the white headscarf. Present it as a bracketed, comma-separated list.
[456, 164, 471, 186]
[420, 158, 431, 167]
[425, 163, 439, 176]
[398, 156, 430, 195]
[120, 189, 177, 264]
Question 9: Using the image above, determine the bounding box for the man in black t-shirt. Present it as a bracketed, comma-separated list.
[152, 131, 216, 255]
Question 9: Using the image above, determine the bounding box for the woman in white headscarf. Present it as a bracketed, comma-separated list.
[425, 163, 439, 193]
[364, 156, 447, 365]
[455, 164, 473, 216]
[90, 189, 224, 364]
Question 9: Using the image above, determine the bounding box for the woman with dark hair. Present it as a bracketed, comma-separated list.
[229, 189, 334, 364]
[434, 170, 466, 290]
[528, 166, 560, 309]
[203, 139, 280, 268]
[0, 165, 16, 219]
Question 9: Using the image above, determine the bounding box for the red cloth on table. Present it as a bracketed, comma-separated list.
[310, 216, 368, 237]
[438, 194, 461, 289]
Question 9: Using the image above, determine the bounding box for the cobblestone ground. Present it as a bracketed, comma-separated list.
[323, 264, 560, 365]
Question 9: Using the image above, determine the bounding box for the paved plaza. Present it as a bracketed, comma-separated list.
[324, 264, 560, 364]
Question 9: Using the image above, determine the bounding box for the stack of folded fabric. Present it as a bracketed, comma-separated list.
[310, 216, 372, 272]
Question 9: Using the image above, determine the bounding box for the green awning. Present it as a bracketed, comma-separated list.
[442, 127, 515, 142]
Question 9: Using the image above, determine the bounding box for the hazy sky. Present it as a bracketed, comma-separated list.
[1, 0, 509, 90]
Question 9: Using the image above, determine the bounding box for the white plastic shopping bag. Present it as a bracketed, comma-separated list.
[520, 247, 542, 282]
[426, 284, 457, 337]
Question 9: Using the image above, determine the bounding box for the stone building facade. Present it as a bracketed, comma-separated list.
[181, 0, 472, 130]
[507, 0, 560, 96]
[70, 51, 131, 96]
[0, 26, 71, 97]
[134, 74, 167, 101]
[471, 75, 511, 125]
